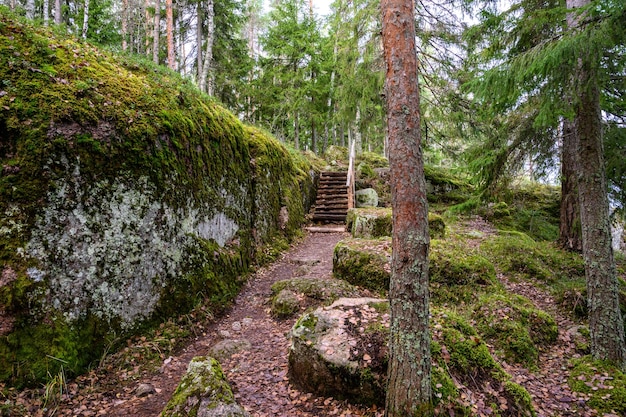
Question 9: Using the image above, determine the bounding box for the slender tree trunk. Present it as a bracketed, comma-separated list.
[153, 0, 161, 64]
[559, 119, 582, 252]
[43, 0, 49, 25]
[121, 0, 128, 51]
[145, 0, 152, 56]
[196, 0, 202, 80]
[198, 0, 214, 94]
[381, 0, 431, 414]
[54, 0, 61, 24]
[166, 0, 175, 69]
[354, 106, 362, 155]
[82, 0, 90, 39]
[568, 0, 626, 367]
[294, 112, 300, 150]
[25, 0, 35, 19]
[311, 121, 317, 154]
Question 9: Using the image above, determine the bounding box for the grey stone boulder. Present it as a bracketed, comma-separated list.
[160, 356, 249, 417]
[208, 339, 252, 362]
[355, 188, 379, 208]
[288, 298, 389, 406]
[270, 277, 363, 318]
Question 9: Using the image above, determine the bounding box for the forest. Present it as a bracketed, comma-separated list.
[0, 0, 625, 415]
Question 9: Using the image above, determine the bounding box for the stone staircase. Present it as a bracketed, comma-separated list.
[311, 171, 350, 223]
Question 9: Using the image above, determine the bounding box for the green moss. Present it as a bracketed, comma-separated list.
[481, 231, 585, 283]
[356, 152, 389, 169]
[161, 356, 241, 417]
[332, 238, 391, 293]
[569, 356, 626, 415]
[472, 293, 557, 367]
[429, 240, 500, 305]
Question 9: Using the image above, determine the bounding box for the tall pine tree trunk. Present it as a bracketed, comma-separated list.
[145, 0, 152, 57]
[381, 0, 431, 414]
[568, 0, 626, 367]
[559, 119, 582, 252]
[25, 0, 35, 19]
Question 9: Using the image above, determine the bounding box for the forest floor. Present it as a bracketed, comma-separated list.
[3, 220, 615, 416]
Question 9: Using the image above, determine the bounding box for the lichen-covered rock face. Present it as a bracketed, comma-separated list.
[332, 239, 392, 293]
[160, 356, 250, 417]
[0, 14, 314, 386]
[288, 298, 390, 406]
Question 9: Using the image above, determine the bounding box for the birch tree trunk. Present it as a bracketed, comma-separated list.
[166, 0, 175, 69]
[54, 0, 62, 24]
[381, 0, 431, 414]
[145, 0, 152, 56]
[82, 0, 90, 39]
[198, 0, 214, 94]
[567, 0, 626, 367]
[43, 0, 49, 26]
[25, 0, 35, 19]
[121, 0, 128, 51]
[153, 0, 161, 64]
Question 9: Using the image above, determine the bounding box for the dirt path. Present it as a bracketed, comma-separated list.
[108, 227, 382, 417]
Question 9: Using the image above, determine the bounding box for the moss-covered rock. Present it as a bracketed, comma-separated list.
[332, 238, 391, 293]
[346, 208, 446, 239]
[0, 13, 314, 386]
[160, 356, 249, 417]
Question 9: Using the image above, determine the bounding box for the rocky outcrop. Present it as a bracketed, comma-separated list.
[160, 357, 249, 417]
[332, 239, 392, 293]
[288, 298, 389, 406]
[0, 14, 315, 386]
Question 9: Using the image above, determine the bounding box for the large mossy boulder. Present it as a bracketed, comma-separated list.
[332, 238, 392, 293]
[160, 356, 249, 417]
[288, 299, 535, 415]
[0, 14, 314, 386]
[346, 208, 445, 239]
[355, 188, 379, 208]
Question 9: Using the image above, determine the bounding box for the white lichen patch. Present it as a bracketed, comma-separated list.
[25, 161, 246, 329]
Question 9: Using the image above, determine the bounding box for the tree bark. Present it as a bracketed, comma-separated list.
[82, 0, 90, 39]
[54, 0, 61, 24]
[25, 0, 35, 19]
[121, 0, 128, 51]
[145, 0, 152, 56]
[198, 0, 214, 94]
[153, 0, 161, 64]
[567, 0, 626, 367]
[559, 118, 582, 252]
[381, 0, 431, 414]
[43, 0, 49, 26]
[166, 0, 175, 69]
